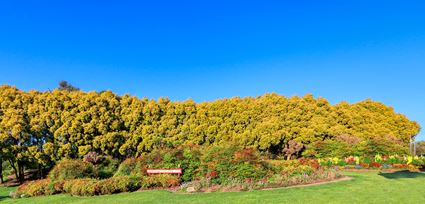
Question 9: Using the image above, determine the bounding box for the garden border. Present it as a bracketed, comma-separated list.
[261, 176, 353, 191]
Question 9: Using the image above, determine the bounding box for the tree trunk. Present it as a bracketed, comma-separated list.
[38, 163, 43, 179]
[17, 161, 24, 184]
[0, 157, 3, 184]
[286, 154, 291, 160]
[9, 159, 19, 184]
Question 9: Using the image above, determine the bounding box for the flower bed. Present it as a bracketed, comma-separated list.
[179, 168, 341, 193]
[318, 155, 425, 171]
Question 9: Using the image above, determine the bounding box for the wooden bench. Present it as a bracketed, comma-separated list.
[146, 168, 182, 176]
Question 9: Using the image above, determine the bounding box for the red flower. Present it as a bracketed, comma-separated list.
[209, 171, 217, 178]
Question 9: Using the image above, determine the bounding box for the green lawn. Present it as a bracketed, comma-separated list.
[1, 171, 425, 204]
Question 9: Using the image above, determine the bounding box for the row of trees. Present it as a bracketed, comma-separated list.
[0, 84, 421, 183]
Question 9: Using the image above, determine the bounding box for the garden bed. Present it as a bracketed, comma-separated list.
[11, 148, 425, 198]
[341, 168, 421, 173]
[177, 168, 342, 193]
[261, 176, 352, 191]
[10, 146, 343, 198]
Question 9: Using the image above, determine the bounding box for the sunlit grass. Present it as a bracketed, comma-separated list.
[1, 171, 425, 204]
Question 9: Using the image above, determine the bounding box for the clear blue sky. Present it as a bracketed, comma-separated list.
[0, 1, 424, 140]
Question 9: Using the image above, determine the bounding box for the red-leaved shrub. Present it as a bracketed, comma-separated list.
[16, 179, 55, 197]
[141, 174, 180, 188]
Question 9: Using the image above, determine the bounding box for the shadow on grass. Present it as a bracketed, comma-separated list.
[378, 170, 425, 179]
[0, 195, 9, 202]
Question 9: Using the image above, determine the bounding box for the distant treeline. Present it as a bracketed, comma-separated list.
[0, 85, 420, 182]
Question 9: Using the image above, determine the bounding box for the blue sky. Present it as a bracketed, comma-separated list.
[0, 1, 424, 140]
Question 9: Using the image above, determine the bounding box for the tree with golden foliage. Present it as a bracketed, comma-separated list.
[0, 85, 421, 183]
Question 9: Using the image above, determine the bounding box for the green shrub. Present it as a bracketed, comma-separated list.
[115, 146, 202, 182]
[95, 156, 120, 179]
[140, 146, 202, 182]
[114, 157, 145, 177]
[180, 147, 202, 182]
[198, 146, 273, 184]
[387, 155, 402, 164]
[49, 160, 95, 181]
[337, 160, 347, 166]
[16, 179, 55, 197]
[318, 158, 332, 167]
[116, 146, 270, 184]
[141, 174, 180, 188]
[362, 157, 373, 165]
[116, 146, 272, 184]
[233, 162, 267, 180]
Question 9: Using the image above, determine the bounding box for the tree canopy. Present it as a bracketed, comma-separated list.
[58, 80, 80, 92]
[0, 85, 421, 182]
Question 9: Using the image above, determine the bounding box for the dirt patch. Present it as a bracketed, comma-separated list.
[1, 169, 40, 187]
[203, 184, 221, 193]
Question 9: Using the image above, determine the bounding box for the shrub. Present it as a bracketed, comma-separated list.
[387, 155, 404, 164]
[281, 164, 314, 177]
[299, 158, 321, 170]
[200, 146, 237, 183]
[267, 168, 340, 188]
[141, 174, 180, 188]
[95, 176, 142, 195]
[49, 160, 95, 181]
[267, 160, 297, 172]
[232, 162, 267, 181]
[199, 145, 272, 184]
[361, 157, 372, 165]
[16, 179, 55, 197]
[83, 152, 120, 179]
[177, 146, 202, 182]
[318, 158, 332, 167]
[266, 159, 315, 177]
[114, 157, 145, 177]
[95, 156, 120, 179]
[50, 180, 66, 192]
[234, 148, 260, 162]
[117, 146, 273, 184]
[141, 146, 202, 182]
[63, 179, 98, 196]
[412, 156, 424, 166]
[51, 176, 142, 196]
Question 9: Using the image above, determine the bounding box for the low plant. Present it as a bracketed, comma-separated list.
[15, 179, 56, 197]
[95, 176, 142, 195]
[63, 178, 98, 196]
[141, 174, 180, 188]
[95, 156, 120, 179]
[49, 160, 95, 181]
[114, 157, 145, 177]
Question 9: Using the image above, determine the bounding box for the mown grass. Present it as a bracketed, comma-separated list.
[1, 171, 425, 204]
